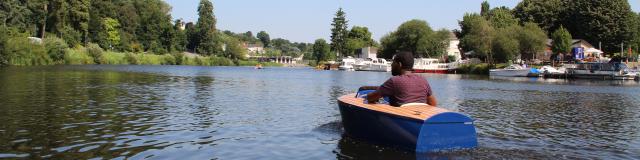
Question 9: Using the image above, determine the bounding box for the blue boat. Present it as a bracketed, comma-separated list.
[337, 89, 478, 152]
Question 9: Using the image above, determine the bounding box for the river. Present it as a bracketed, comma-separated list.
[0, 65, 639, 159]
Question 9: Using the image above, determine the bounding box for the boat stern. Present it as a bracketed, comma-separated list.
[416, 112, 478, 152]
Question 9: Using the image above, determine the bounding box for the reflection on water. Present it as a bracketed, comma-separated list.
[0, 65, 639, 159]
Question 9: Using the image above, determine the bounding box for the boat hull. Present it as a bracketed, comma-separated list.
[489, 69, 531, 77]
[337, 94, 477, 152]
[413, 69, 453, 74]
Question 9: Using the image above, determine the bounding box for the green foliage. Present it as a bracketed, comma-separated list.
[4, 37, 50, 66]
[513, 0, 566, 32]
[330, 8, 349, 57]
[456, 63, 491, 75]
[344, 26, 376, 56]
[86, 43, 105, 64]
[460, 17, 494, 62]
[518, 22, 548, 60]
[492, 26, 520, 63]
[257, 31, 270, 48]
[219, 34, 247, 60]
[44, 36, 69, 63]
[196, 0, 220, 55]
[551, 26, 572, 55]
[313, 39, 331, 64]
[487, 7, 519, 28]
[100, 18, 121, 50]
[481, 1, 490, 17]
[380, 19, 449, 59]
[64, 47, 94, 65]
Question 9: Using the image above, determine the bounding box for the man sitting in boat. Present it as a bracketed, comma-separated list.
[364, 51, 438, 107]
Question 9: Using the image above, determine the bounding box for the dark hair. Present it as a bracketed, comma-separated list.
[393, 51, 414, 69]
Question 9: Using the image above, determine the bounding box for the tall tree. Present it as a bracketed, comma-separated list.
[488, 7, 518, 28]
[492, 25, 520, 63]
[345, 26, 375, 57]
[257, 31, 270, 47]
[480, 1, 490, 18]
[379, 19, 449, 59]
[567, 0, 634, 54]
[460, 17, 495, 64]
[100, 18, 120, 50]
[330, 8, 348, 57]
[551, 26, 572, 55]
[313, 39, 330, 64]
[517, 22, 548, 60]
[195, 0, 220, 55]
[513, 0, 566, 33]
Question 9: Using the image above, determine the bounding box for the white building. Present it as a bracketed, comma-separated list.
[245, 43, 265, 54]
[447, 33, 462, 61]
[358, 47, 378, 59]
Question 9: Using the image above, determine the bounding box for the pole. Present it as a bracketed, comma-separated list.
[41, 4, 47, 39]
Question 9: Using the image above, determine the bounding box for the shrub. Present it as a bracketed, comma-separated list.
[125, 52, 139, 65]
[64, 48, 94, 65]
[102, 51, 128, 65]
[44, 36, 69, 63]
[173, 53, 186, 65]
[210, 56, 234, 66]
[86, 43, 105, 64]
[162, 54, 176, 65]
[4, 37, 50, 66]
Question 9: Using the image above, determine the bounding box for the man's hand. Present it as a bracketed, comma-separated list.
[366, 91, 382, 104]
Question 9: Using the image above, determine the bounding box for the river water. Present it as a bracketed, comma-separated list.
[0, 65, 639, 159]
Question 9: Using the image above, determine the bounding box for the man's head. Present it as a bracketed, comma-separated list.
[391, 51, 414, 76]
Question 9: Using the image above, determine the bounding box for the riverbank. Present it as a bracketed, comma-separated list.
[3, 45, 283, 67]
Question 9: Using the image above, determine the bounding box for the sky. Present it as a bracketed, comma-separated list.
[165, 0, 640, 43]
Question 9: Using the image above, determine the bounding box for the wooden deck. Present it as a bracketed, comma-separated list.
[338, 93, 449, 121]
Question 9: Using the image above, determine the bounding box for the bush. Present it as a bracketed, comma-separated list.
[4, 37, 50, 66]
[209, 56, 234, 66]
[102, 51, 128, 65]
[125, 53, 139, 65]
[86, 43, 105, 64]
[44, 36, 69, 63]
[173, 53, 186, 65]
[457, 63, 490, 75]
[162, 54, 176, 65]
[64, 48, 94, 65]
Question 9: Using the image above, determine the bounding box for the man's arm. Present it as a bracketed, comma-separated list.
[427, 95, 437, 106]
[366, 90, 383, 103]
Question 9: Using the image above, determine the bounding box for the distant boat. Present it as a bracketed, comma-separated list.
[354, 58, 391, 72]
[337, 88, 478, 152]
[489, 64, 531, 77]
[567, 62, 636, 80]
[254, 64, 263, 69]
[338, 57, 356, 71]
[412, 58, 457, 74]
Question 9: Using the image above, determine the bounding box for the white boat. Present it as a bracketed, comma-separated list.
[338, 57, 357, 71]
[412, 58, 458, 74]
[355, 58, 391, 72]
[489, 64, 531, 77]
[567, 62, 636, 80]
[539, 65, 565, 74]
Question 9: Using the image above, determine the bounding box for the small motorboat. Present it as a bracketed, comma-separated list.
[489, 64, 531, 77]
[254, 64, 263, 69]
[337, 88, 478, 152]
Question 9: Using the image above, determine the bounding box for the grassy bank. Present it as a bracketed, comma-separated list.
[4, 43, 282, 67]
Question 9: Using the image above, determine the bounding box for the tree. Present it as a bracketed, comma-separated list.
[513, 0, 566, 33]
[457, 13, 485, 52]
[460, 17, 495, 64]
[488, 7, 518, 28]
[313, 39, 330, 64]
[379, 20, 449, 59]
[345, 26, 375, 57]
[173, 19, 187, 52]
[567, 0, 634, 54]
[195, 0, 220, 55]
[551, 26, 572, 55]
[100, 18, 120, 50]
[492, 25, 520, 63]
[257, 31, 270, 47]
[330, 8, 348, 57]
[481, 1, 490, 18]
[518, 22, 548, 60]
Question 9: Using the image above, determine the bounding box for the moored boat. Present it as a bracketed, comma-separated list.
[567, 62, 635, 80]
[337, 88, 478, 152]
[412, 58, 457, 74]
[354, 58, 391, 72]
[338, 57, 357, 71]
[489, 64, 531, 77]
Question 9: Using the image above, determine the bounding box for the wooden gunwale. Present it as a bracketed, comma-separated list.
[338, 93, 448, 121]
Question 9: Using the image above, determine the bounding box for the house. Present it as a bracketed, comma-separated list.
[357, 47, 378, 59]
[543, 39, 597, 60]
[447, 33, 462, 61]
[244, 43, 265, 54]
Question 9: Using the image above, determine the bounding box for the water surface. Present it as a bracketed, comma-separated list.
[0, 65, 639, 159]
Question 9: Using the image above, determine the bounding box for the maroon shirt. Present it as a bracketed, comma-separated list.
[377, 74, 433, 106]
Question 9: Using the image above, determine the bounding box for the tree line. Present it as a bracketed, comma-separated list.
[456, 0, 640, 65]
[0, 0, 310, 66]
